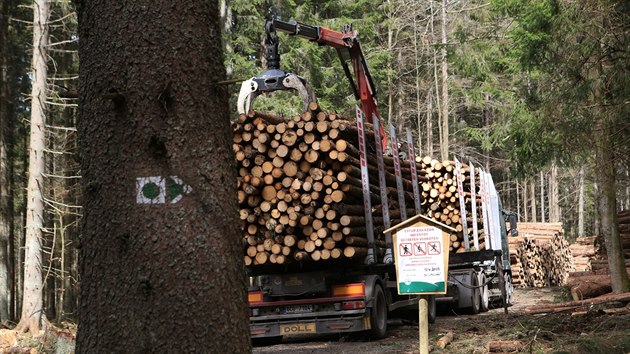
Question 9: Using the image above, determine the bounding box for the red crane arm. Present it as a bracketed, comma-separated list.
[270, 19, 388, 150]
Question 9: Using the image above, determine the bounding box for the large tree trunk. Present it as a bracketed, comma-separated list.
[15, 0, 50, 334]
[0, 0, 13, 325]
[595, 118, 630, 293]
[76, 1, 250, 352]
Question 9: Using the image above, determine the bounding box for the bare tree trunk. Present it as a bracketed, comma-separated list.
[76, 1, 251, 351]
[426, 89, 433, 156]
[15, 0, 50, 334]
[577, 165, 584, 237]
[540, 171, 545, 223]
[431, 0, 442, 158]
[523, 181, 529, 222]
[549, 162, 560, 222]
[387, 0, 395, 127]
[530, 179, 537, 222]
[439, 0, 449, 161]
[219, 0, 233, 78]
[515, 181, 521, 222]
[413, 15, 422, 153]
[483, 93, 490, 172]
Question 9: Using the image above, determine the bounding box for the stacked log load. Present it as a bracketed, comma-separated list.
[234, 107, 422, 266]
[508, 223, 574, 287]
[415, 157, 487, 253]
[233, 106, 484, 266]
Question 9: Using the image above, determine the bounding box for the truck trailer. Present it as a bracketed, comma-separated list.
[234, 17, 515, 342]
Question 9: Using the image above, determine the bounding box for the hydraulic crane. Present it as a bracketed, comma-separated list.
[237, 17, 386, 146]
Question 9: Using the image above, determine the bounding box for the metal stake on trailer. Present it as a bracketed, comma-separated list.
[470, 162, 480, 250]
[389, 124, 407, 221]
[373, 114, 393, 264]
[455, 158, 470, 251]
[355, 106, 376, 265]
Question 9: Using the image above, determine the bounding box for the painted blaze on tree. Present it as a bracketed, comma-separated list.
[76, 1, 250, 352]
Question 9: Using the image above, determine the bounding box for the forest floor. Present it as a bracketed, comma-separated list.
[2, 287, 629, 353]
[253, 287, 630, 354]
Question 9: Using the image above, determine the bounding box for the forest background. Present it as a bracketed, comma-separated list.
[0, 0, 629, 328]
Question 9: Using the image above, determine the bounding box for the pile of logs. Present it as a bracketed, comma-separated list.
[588, 209, 630, 271]
[234, 106, 432, 266]
[508, 223, 574, 287]
[561, 210, 630, 300]
[570, 236, 598, 272]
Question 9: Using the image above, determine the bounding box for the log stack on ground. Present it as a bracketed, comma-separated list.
[570, 236, 598, 272]
[564, 267, 630, 300]
[234, 106, 436, 266]
[508, 222, 575, 287]
[588, 209, 630, 271]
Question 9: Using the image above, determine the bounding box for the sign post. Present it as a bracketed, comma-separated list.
[384, 214, 455, 354]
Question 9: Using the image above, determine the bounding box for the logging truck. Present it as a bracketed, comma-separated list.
[235, 18, 516, 342]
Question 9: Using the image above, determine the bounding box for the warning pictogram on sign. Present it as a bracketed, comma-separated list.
[400, 243, 412, 256]
[428, 241, 441, 255]
[414, 242, 426, 256]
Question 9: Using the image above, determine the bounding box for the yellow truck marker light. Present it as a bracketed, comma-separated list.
[332, 283, 365, 297]
[248, 291, 263, 304]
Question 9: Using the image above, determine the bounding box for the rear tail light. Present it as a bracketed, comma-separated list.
[248, 290, 263, 304]
[332, 283, 365, 297]
[342, 301, 365, 310]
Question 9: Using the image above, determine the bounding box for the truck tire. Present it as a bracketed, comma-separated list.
[369, 285, 387, 339]
[428, 295, 437, 324]
[470, 272, 481, 314]
[480, 273, 489, 312]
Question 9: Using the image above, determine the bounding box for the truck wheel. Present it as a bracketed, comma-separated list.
[428, 295, 437, 324]
[470, 272, 481, 314]
[369, 285, 387, 339]
[480, 273, 489, 312]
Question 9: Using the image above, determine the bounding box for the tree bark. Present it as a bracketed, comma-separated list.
[0, 0, 14, 325]
[590, 14, 630, 292]
[76, 1, 250, 352]
[15, 0, 50, 334]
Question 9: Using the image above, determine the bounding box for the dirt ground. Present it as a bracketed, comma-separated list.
[253, 287, 630, 354]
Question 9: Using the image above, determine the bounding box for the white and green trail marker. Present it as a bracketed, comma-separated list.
[136, 176, 192, 204]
